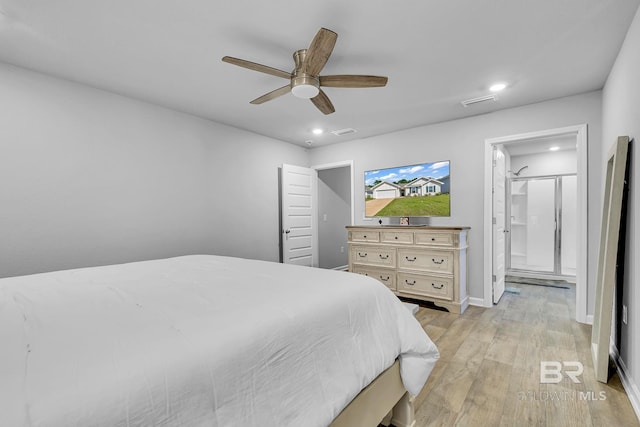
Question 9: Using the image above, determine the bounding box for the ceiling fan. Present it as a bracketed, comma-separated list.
[222, 28, 388, 115]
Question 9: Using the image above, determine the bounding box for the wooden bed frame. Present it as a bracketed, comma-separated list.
[329, 360, 416, 427]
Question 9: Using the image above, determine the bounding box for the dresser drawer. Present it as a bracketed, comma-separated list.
[397, 248, 453, 273]
[380, 231, 414, 244]
[346, 226, 468, 314]
[414, 231, 455, 246]
[351, 246, 396, 267]
[352, 266, 396, 290]
[349, 230, 380, 243]
[397, 273, 453, 300]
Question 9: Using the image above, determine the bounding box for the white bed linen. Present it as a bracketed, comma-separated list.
[1, 255, 439, 427]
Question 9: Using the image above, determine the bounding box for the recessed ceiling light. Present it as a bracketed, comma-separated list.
[312, 128, 323, 135]
[549, 146, 560, 151]
[490, 83, 507, 92]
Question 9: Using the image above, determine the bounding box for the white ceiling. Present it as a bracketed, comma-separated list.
[1, 0, 638, 147]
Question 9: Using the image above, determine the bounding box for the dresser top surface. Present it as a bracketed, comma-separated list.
[346, 225, 470, 231]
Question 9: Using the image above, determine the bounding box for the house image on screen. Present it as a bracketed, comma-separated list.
[370, 177, 445, 199]
[370, 181, 402, 198]
[401, 177, 444, 196]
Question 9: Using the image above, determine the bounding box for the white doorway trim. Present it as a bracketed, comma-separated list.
[311, 160, 355, 225]
[483, 124, 589, 323]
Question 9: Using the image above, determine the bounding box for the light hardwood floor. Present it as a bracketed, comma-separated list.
[410, 283, 639, 426]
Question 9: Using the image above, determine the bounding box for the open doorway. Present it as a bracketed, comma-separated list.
[484, 125, 589, 323]
[313, 161, 355, 270]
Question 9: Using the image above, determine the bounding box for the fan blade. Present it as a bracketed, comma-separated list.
[320, 75, 388, 88]
[303, 28, 337, 76]
[310, 89, 335, 115]
[222, 56, 291, 80]
[250, 85, 291, 104]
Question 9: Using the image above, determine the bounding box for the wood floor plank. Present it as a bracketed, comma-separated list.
[453, 359, 511, 426]
[484, 329, 519, 365]
[412, 283, 639, 426]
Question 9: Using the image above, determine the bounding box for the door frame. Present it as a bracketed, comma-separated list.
[311, 160, 355, 270]
[311, 160, 355, 226]
[483, 124, 589, 323]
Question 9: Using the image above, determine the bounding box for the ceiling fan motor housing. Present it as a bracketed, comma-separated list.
[291, 49, 319, 98]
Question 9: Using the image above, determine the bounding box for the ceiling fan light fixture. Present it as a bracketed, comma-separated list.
[291, 84, 320, 99]
[291, 73, 319, 99]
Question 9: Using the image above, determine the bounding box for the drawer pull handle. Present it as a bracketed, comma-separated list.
[358, 252, 368, 257]
[405, 256, 417, 262]
[432, 258, 445, 264]
[431, 237, 436, 241]
[363, 235, 367, 238]
[432, 283, 444, 289]
[405, 280, 416, 286]
[394, 236, 398, 240]
[380, 276, 390, 281]
[379, 254, 389, 260]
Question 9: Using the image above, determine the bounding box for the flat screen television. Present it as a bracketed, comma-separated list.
[364, 160, 450, 218]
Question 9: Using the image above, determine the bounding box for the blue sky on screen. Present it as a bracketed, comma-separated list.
[365, 161, 450, 186]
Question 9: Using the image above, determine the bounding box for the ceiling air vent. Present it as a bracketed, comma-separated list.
[331, 128, 357, 136]
[461, 94, 497, 107]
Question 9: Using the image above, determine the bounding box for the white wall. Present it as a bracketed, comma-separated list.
[1, 61, 604, 315]
[0, 63, 308, 278]
[309, 92, 602, 305]
[510, 149, 577, 176]
[602, 5, 640, 416]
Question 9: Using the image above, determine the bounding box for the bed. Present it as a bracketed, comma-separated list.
[0, 255, 439, 427]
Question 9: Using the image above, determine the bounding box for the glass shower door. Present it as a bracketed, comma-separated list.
[509, 178, 556, 273]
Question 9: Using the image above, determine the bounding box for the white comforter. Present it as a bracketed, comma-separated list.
[0, 255, 439, 427]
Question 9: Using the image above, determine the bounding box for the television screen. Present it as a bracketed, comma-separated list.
[364, 160, 450, 217]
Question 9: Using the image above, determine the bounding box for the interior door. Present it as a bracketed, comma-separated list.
[492, 146, 507, 303]
[281, 164, 318, 267]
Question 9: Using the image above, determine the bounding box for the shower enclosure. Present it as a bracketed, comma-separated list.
[507, 174, 577, 278]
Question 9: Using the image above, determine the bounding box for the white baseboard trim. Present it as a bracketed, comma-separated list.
[469, 297, 492, 308]
[611, 345, 640, 423]
[332, 265, 349, 271]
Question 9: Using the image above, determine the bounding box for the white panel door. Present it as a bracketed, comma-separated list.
[492, 146, 506, 303]
[281, 164, 318, 267]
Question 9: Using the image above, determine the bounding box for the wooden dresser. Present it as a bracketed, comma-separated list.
[346, 225, 470, 314]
